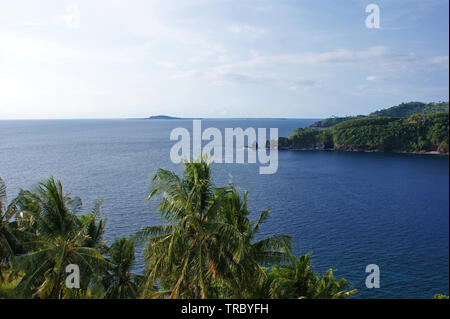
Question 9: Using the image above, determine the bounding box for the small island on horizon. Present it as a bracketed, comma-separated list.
[147, 115, 181, 120]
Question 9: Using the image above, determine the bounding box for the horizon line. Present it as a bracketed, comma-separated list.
[0, 116, 325, 121]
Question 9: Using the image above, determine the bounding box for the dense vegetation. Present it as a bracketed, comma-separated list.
[369, 102, 449, 118]
[309, 101, 449, 129]
[433, 294, 449, 299]
[280, 111, 449, 154]
[332, 113, 449, 152]
[0, 163, 357, 299]
[310, 116, 365, 128]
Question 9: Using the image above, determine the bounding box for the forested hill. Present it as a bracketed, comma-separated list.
[369, 102, 449, 117]
[309, 102, 449, 128]
[276, 102, 449, 155]
[310, 115, 365, 128]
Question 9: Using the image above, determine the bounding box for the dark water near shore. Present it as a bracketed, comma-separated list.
[0, 119, 448, 298]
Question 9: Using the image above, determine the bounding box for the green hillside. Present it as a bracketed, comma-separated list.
[332, 112, 449, 153]
[280, 103, 449, 154]
[310, 115, 365, 128]
[308, 101, 449, 129]
[369, 102, 449, 117]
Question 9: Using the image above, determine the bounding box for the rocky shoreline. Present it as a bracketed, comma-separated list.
[252, 139, 449, 155]
[273, 144, 449, 156]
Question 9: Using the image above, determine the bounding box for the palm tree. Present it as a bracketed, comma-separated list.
[77, 199, 108, 252]
[1, 177, 14, 267]
[13, 177, 110, 298]
[135, 160, 226, 298]
[103, 237, 141, 299]
[135, 158, 291, 299]
[310, 269, 357, 299]
[268, 252, 357, 299]
[0, 177, 25, 272]
[216, 188, 291, 298]
[0, 177, 6, 211]
[268, 252, 317, 298]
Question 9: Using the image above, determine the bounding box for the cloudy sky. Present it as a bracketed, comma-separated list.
[0, 0, 448, 119]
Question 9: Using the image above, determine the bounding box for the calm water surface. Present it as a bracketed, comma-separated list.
[0, 119, 448, 298]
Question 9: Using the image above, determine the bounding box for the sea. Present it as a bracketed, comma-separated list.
[0, 118, 448, 298]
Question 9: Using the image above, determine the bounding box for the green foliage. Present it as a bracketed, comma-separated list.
[309, 102, 448, 130]
[78, 199, 108, 251]
[332, 113, 449, 152]
[0, 268, 22, 298]
[103, 237, 141, 299]
[288, 128, 334, 149]
[433, 294, 449, 299]
[369, 101, 449, 117]
[291, 102, 449, 153]
[12, 178, 111, 298]
[136, 158, 291, 299]
[310, 116, 366, 128]
[282, 112, 449, 154]
[261, 252, 357, 299]
[0, 165, 355, 299]
[1, 178, 28, 272]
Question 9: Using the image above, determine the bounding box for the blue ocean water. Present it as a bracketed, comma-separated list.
[0, 119, 448, 299]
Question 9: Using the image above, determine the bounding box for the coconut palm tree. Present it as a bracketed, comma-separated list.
[0, 177, 25, 270]
[13, 177, 110, 298]
[135, 160, 226, 298]
[77, 199, 108, 252]
[135, 158, 291, 299]
[216, 188, 291, 298]
[268, 252, 317, 298]
[0, 177, 6, 210]
[103, 237, 141, 299]
[267, 252, 357, 299]
[309, 268, 357, 299]
[1, 177, 15, 266]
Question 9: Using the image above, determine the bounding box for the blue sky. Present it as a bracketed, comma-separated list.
[0, 0, 448, 119]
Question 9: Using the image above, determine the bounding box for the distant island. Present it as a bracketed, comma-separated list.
[274, 101, 449, 155]
[147, 115, 180, 119]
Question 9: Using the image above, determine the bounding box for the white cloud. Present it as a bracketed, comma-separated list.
[171, 69, 203, 79]
[187, 44, 227, 63]
[234, 46, 391, 67]
[209, 71, 275, 85]
[58, 4, 80, 29]
[157, 61, 177, 68]
[23, 21, 44, 27]
[0, 34, 87, 62]
[425, 55, 449, 68]
[0, 0, 447, 119]
[0, 34, 156, 64]
[289, 79, 320, 90]
[227, 24, 266, 37]
[168, 45, 448, 92]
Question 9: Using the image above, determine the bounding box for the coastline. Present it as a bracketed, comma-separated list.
[275, 147, 449, 156]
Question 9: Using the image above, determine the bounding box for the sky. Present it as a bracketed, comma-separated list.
[0, 0, 448, 119]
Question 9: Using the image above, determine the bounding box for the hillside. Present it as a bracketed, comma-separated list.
[308, 101, 449, 129]
[369, 102, 449, 117]
[310, 115, 365, 128]
[278, 106, 449, 154]
[331, 113, 449, 153]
